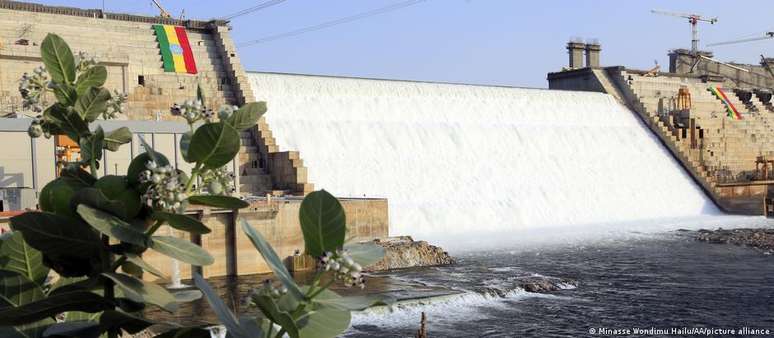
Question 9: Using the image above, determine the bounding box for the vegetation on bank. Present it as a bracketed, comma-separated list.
[0, 33, 391, 338]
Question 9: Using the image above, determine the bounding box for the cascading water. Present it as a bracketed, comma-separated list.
[247, 72, 718, 244]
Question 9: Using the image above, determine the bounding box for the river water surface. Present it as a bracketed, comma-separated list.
[345, 230, 774, 337]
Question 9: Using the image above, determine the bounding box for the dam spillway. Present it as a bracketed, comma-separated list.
[248, 72, 717, 240]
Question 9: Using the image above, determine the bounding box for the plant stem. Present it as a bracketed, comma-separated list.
[274, 329, 286, 338]
[145, 219, 165, 236]
[102, 234, 118, 338]
[110, 256, 127, 271]
[89, 157, 97, 177]
[184, 163, 203, 194]
[266, 324, 274, 337]
[307, 278, 335, 300]
[110, 219, 163, 271]
[303, 271, 323, 298]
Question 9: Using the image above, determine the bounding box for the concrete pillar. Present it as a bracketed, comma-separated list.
[585, 43, 601, 68]
[669, 49, 713, 74]
[567, 41, 585, 69]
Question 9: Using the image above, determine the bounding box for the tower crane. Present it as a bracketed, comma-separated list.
[651, 10, 718, 54]
[708, 32, 774, 47]
[151, 0, 172, 18]
[706, 32, 774, 78]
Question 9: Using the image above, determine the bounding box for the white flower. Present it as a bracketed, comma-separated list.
[141, 161, 189, 213]
[318, 250, 367, 289]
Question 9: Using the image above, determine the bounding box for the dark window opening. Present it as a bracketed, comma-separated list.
[0, 200, 4, 212]
[138, 75, 145, 86]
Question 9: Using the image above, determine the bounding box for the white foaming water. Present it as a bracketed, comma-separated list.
[346, 289, 557, 334]
[248, 73, 720, 247]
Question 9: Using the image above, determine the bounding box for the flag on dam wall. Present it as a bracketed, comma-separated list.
[152, 24, 197, 74]
[708, 86, 742, 120]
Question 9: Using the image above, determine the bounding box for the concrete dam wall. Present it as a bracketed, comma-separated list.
[248, 72, 718, 240]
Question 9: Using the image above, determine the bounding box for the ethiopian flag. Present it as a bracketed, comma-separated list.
[708, 86, 742, 120]
[152, 24, 197, 74]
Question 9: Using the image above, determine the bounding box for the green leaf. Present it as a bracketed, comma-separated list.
[49, 276, 90, 294]
[43, 321, 102, 338]
[53, 83, 78, 106]
[93, 175, 128, 199]
[75, 66, 107, 95]
[251, 294, 298, 338]
[75, 87, 111, 122]
[276, 291, 301, 314]
[172, 289, 202, 303]
[226, 102, 266, 130]
[39, 176, 88, 219]
[180, 131, 193, 162]
[187, 195, 249, 209]
[240, 219, 304, 301]
[152, 212, 211, 234]
[44, 104, 89, 142]
[153, 327, 213, 338]
[187, 122, 240, 169]
[41, 33, 76, 84]
[103, 127, 132, 152]
[344, 243, 385, 269]
[102, 273, 178, 312]
[121, 260, 144, 279]
[124, 254, 166, 279]
[299, 190, 346, 257]
[59, 166, 97, 186]
[193, 273, 256, 338]
[137, 135, 159, 164]
[126, 146, 170, 187]
[77, 204, 148, 247]
[99, 310, 155, 334]
[0, 270, 46, 309]
[149, 236, 213, 266]
[9, 212, 100, 259]
[0, 232, 49, 286]
[313, 288, 394, 311]
[0, 290, 110, 326]
[70, 187, 137, 222]
[0, 327, 26, 338]
[238, 316, 265, 337]
[79, 126, 104, 164]
[296, 303, 351, 338]
[16, 318, 55, 338]
[63, 310, 101, 323]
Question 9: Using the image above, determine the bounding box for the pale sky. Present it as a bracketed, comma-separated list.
[28, 0, 774, 88]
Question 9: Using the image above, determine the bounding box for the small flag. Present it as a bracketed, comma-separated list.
[153, 24, 197, 74]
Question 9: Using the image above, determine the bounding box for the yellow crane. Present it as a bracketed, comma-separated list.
[151, 0, 171, 18]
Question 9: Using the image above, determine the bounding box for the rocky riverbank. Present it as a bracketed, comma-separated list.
[692, 228, 774, 254]
[365, 236, 455, 271]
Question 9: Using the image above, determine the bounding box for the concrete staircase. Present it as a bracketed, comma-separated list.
[604, 70, 768, 213]
[252, 118, 313, 196]
[237, 129, 273, 196]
